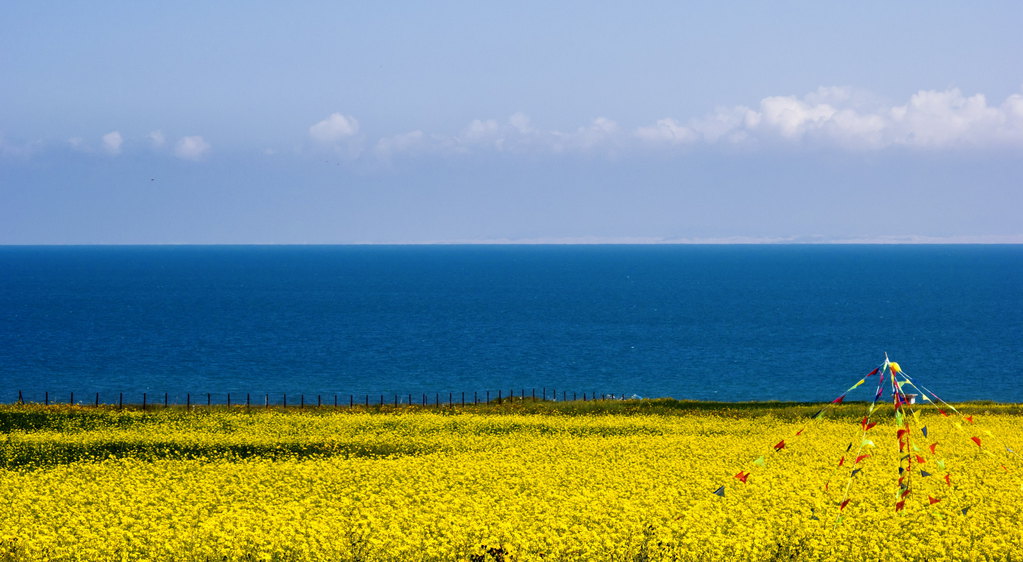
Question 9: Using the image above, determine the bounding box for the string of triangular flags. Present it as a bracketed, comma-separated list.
[713, 355, 1021, 524]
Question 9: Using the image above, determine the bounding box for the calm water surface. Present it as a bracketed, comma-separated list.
[1, 245, 1020, 403]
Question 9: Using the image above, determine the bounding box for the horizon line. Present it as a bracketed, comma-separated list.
[3, 235, 1023, 247]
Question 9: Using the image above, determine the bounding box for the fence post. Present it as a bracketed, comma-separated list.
[498, 390, 502, 405]
[394, 394, 398, 407]
[265, 394, 269, 409]
[207, 393, 211, 407]
[474, 391, 478, 405]
[563, 391, 566, 401]
[364, 395, 369, 407]
[449, 392, 453, 407]
[45, 391, 49, 406]
[350, 395, 353, 408]
[532, 388, 535, 402]
[227, 393, 231, 407]
[422, 393, 426, 406]
[187, 393, 191, 410]
[142, 393, 146, 411]
[584, 393, 587, 401]
[318, 395, 322, 408]
[70, 392, 74, 406]
[247, 393, 251, 412]
[435, 392, 439, 408]
[18, 390, 23, 404]
[552, 388, 555, 401]
[461, 392, 465, 407]
[95, 392, 100, 407]
[486, 391, 490, 404]
[573, 392, 576, 401]
[164, 392, 169, 408]
[542, 387, 546, 401]
[119, 392, 123, 409]
[334, 394, 338, 408]
[283, 393, 287, 408]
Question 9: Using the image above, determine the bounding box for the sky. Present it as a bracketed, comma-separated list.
[1, 2, 1021, 244]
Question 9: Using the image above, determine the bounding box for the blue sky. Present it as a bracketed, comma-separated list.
[2, 2, 1021, 243]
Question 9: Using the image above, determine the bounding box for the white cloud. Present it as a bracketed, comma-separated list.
[148, 130, 166, 148]
[635, 118, 697, 144]
[375, 130, 428, 159]
[636, 86, 1023, 150]
[376, 114, 628, 159]
[101, 131, 123, 155]
[558, 117, 620, 151]
[174, 136, 211, 160]
[309, 113, 359, 143]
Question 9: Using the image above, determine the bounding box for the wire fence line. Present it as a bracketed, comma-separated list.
[9, 388, 632, 410]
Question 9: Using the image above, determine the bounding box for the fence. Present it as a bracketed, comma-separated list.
[10, 388, 630, 410]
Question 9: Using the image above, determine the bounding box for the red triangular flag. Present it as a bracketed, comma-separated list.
[915, 454, 926, 464]
[971, 436, 982, 447]
[901, 488, 911, 499]
[734, 471, 749, 483]
[868, 367, 879, 376]
[944, 474, 952, 486]
[855, 454, 870, 464]
[774, 440, 786, 451]
[839, 498, 850, 510]
[837, 456, 845, 467]
[929, 496, 941, 505]
[832, 394, 846, 404]
[895, 500, 905, 512]
[965, 416, 974, 424]
[897, 429, 910, 439]
[795, 428, 804, 436]
[929, 443, 937, 454]
[939, 409, 949, 417]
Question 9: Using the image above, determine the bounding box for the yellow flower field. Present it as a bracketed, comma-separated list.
[1, 405, 1021, 561]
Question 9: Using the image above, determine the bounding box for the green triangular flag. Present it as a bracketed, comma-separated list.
[752, 456, 766, 467]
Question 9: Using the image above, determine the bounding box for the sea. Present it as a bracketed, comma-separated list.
[0, 245, 1020, 405]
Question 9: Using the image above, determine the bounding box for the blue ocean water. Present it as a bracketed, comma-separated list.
[0, 245, 1020, 404]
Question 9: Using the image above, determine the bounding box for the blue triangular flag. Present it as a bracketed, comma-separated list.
[920, 470, 932, 477]
[921, 426, 928, 438]
[713, 486, 725, 497]
[851, 468, 862, 477]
